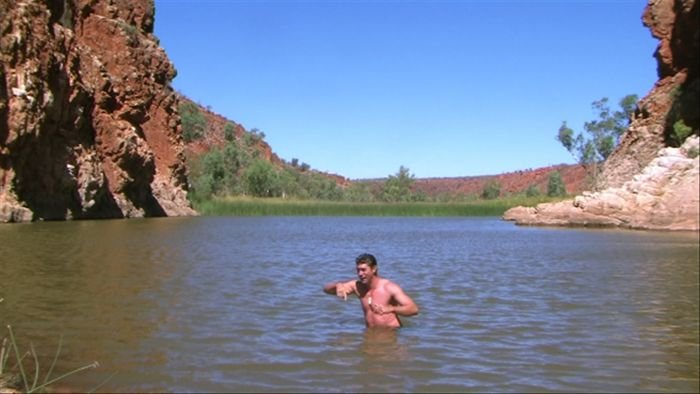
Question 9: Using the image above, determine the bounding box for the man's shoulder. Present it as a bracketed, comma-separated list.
[379, 278, 402, 291]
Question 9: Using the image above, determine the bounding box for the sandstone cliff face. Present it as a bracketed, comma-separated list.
[504, 0, 699, 231]
[0, 0, 196, 222]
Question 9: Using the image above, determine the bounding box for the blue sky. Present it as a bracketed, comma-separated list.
[153, 0, 658, 180]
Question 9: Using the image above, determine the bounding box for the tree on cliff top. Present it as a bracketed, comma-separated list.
[556, 94, 637, 187]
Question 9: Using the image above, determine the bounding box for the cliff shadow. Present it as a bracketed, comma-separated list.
[663, 0, 699, 146]
[664, 77, 700, 146]
[9, 61, 125, 220]
[0, 68, 8, 152]
[10, 130, 125, 221]
[123, 181, 166, 217]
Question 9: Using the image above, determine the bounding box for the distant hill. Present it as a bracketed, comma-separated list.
[357, 164, 586, 198]
[411, 164, 586, 197]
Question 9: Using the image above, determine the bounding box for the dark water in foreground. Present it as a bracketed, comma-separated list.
[1, 217, 698, 393]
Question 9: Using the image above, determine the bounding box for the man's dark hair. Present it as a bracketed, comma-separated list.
[355, 253, 377, 269]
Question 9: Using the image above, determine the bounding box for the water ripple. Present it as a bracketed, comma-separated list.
[1, 217, 697, 392]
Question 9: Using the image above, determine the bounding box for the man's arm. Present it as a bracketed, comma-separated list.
[371, 282, 419, 316]
[323, 280, 357, 301]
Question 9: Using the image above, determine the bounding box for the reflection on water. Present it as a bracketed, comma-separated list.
[361, 328, 406, 360]
[0, 217, 698, 393]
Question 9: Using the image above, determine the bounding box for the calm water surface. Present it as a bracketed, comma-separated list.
[1, 217, 698, 392]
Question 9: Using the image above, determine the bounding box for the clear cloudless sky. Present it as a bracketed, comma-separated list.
[153, 0, 658, 180]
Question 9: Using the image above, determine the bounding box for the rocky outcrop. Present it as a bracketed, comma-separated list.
[0, 0, 196, 222]
[504, 137, 699, 230]
[599, 0, 699, 189]
[504, 0, 699, 231]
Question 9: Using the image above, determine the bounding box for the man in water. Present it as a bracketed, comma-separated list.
[323, 253, 419, 328]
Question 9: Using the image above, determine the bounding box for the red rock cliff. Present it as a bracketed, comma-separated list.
[0, 0, 196, 222]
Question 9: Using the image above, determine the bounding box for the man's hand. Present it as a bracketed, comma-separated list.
[323, 280, 356, 300]
[336, 282, 353, 301]
[369, 303, 392, 315]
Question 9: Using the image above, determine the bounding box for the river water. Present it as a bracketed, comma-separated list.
[0, 216, 698, 392]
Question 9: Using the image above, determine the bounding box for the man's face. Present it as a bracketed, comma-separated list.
[356, 263, 376, 284]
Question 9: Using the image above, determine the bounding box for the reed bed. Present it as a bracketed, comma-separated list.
[194, 196, 565, 216]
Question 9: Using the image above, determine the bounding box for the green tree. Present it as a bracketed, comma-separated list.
[382, 165, 415, 202]
[557, 94, 638, 185]
[481, 180, 501, 200]
[221, 141, 244, 193]
[189, 149, 225, 199]
[179, 101, 207, 142]
[318, 178, 343, 200]
[547, 171, 567, 197]
[525, 184, 541, 197]
[223, 122, 236, 142]
[344, 182, 374, 202]
[245, 159, 278, 197]
[276, 168, 300, 198]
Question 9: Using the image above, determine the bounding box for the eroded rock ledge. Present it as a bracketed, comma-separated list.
[504, 137, 699, 231]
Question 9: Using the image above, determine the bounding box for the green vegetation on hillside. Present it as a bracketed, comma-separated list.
[179, 101, 207, 142]
[187, 136, 344, 203]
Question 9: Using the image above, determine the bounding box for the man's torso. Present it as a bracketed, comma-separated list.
[357, 278, 401, 328]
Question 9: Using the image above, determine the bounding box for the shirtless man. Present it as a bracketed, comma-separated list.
[323, 253, 419, 328]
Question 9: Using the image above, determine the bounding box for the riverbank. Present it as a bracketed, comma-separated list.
[193, 195, 568, 216]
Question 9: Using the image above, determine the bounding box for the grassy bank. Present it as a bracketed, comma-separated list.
[193, 195, 567, 216]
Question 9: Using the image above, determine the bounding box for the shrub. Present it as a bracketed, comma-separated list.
[481, 180, 501, 200]
[547, 171, 567, 197]
[671, 120, 693, 147]
[687, 146, 699, 159]
[245, 159, 279, 197]
[525, 184, 541, 197]
[179, 102, 207, 142]
[224, 122, 236, 142]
